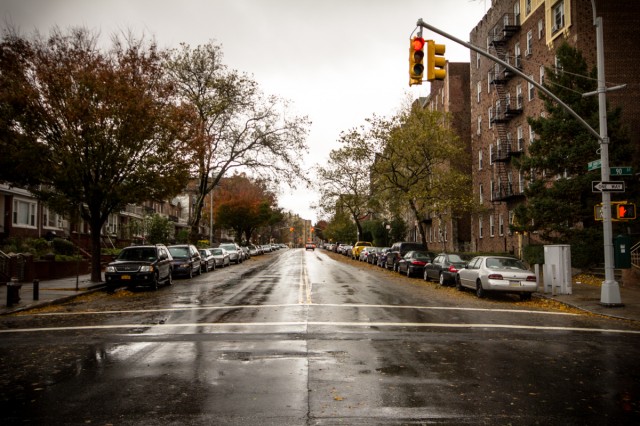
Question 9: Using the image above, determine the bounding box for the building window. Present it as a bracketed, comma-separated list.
[553, 0, 565, 33]
[514, 2, 521, 23]
[526, 0, 532, 15]
[12, 198, 37, 228]
[528, 77, 535, 101]
[43, 206, 63, 229]
[488, 107, 493, 129]
[489, 215, 495, 237]
[479, 183, 484, 203]
[538, 19, 544, 39]
[479, 150, 483, 170]
[477, 116, 482, 135]
[540, 65, 545, 84]
[489, 144, 494, 164]
[519, 171, 525, 192]
[526, 31, 533, 57]
[476, 51, 481, 69]
[487, 72, 492, 93]
[477, 81, 481, 103]
[478, 216, 483, 239]
[490, 180, 495, 201]
[499, 214, 504, 236]
[529, 124, 536, 142]
[515, 43, 521, 68]
[516, 84, 523, 108]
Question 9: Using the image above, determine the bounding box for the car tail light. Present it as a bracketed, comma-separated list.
[411, 260, 426, 266]
[488, 273, 503, 280]
[448, 265, 458, 273]
[526, 275, 537, 282]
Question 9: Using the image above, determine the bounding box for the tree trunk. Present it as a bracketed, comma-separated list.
[89, 217, 103, 283]
[408, 199, 429, 251]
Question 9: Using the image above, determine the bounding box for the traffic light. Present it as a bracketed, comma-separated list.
[616, 203, 636, 220]
[409, 36, 425, 86]
[426, 40, 446, 81]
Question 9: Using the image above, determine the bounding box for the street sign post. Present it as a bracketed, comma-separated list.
[592, 181, 625, 192]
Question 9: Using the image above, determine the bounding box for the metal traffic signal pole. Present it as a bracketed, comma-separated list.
[416, 5, 622, 305]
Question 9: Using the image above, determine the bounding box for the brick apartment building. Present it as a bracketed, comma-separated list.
[421, 62, 472, 252]
[469, 0, 640, 256]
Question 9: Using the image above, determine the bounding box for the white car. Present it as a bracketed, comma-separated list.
[456, 256, 537, 300]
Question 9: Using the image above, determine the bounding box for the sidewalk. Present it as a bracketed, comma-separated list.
[1, 274, 104, 315]
[1, 273, 640, 322]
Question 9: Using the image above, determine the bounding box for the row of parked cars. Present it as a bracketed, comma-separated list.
[326, 241, 537, 301]
[105, 242, 286, 290]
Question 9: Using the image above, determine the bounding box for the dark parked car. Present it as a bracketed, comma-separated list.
[105, 244, 173, 290]
[376, 247, 391, 267]
[424, 253, 467, 285]
[385, 241, 427, 271]
[397, 251, 432, 278]
[199, 248, 216, 272]
[168, 244, 202, 278]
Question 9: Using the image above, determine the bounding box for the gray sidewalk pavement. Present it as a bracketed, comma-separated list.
[2, 273, 640, 323]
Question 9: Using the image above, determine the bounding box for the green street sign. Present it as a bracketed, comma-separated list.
[610, 166, 633, 176]
[588, 159, 602, 171]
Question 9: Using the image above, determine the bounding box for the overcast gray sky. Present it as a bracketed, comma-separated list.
[1, 0, 488, 223]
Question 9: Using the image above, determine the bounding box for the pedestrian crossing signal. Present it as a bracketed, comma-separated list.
[616, 203, 636, 220]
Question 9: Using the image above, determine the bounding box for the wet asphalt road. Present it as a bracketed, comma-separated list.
[1, 248, 640, 425]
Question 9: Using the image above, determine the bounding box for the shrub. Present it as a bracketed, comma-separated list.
[52, 238, 76, 256]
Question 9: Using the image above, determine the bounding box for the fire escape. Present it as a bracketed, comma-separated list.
[488, 13, 525, 203]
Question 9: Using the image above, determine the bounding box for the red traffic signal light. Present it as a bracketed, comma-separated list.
[616, 203, 636, 219]
[409, 37, 425, 86]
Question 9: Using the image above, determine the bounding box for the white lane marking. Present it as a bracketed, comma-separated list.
[298, 252, 312, 304]
[1, 321, 639, 335]
[23, 303, 581, 317]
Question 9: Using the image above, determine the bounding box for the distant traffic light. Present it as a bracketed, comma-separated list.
[409, 36, 425, 86]
[426, 40, 446, 81]
[616, 203, 636, 220]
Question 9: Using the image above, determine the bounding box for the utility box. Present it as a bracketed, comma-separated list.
[543, 244, 572, 295]
[614, 234, 632, 269]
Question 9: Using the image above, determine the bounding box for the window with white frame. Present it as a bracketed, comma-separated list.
[538, 19, 544, 39]
[516, 84, 523, 108]
[478, 216, 484, 239]
[499, 214, 504, 236]
[529, 124, 536, 142]
[505, 92, 511, 109]
[487, 72, 492, 93]
[478, 150, 483, 170]
[476, 51, 481, 68]
[479, 183, 484, 204]
[43, 206, 63, 229]
[489, 143, 494, 164]
[514, 2, 520, 23]
[488, 106, 493, 128]
[12, 198, 37, 228]
[540, 65, 545, 83]
[517, 125, 524, 150]
[104, 213, 119, 235]
[489, 215, 495, 237]
[509, 210, 515, 230]
[553, 0, 565, 33]
[477, 81, 481, 103]
[526, 31, 533, 56]
[515, 43, 521, 68]
[477, 116, 482, 135]
[490, 180, 495, 200]
[528, 77, 535, 101]
[526, 0, 532, 15]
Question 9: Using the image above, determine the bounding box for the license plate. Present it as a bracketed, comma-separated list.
[121, 275, 131, 280]
[508, 280, 521, 287]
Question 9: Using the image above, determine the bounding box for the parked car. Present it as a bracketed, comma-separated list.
[351, 241, 372, 260]
[241, 246, 251, 260]
[261, 244, 272, 253]
[397, 251, 431, 278]
[198, 248, 216, 272]
[376, 247, 391, 267]
[219, 243, 243, 264]
[363, 247, 381, 264]
[424, 253, 467, 285]
[305, 243, 315, 250]
[456, 256, 537, 300]
[210, 247, 231, 267]
[168, 244, 202, 278]
[105, 244, 173, 290]
[249, 245, 261, 256]
[385, 242, 427, 271]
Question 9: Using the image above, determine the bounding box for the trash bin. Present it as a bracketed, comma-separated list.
[6, 278, 22, 307]
[614, 234, 632, 269]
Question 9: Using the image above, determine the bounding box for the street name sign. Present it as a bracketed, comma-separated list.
[592, 181, 625, 192]
[588, 159, 602, 171]
[610, 166, 633, 176]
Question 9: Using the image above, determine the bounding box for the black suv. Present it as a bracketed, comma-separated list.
[105, 244, 173, 290]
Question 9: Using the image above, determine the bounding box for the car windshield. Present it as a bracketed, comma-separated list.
[199, 250, 209, 256]
[118, 248, 156, 261]
[211, 249, 223, 255]
[448, 254, 464, 263]
[486, 257, 526, 270]
[220, 244, 236, 251]
[168, 247, 189, 259]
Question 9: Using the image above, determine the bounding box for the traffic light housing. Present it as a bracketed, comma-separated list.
[616, 203, 636, 220]
[427, 40, 446, 81]
[409, 36, 425, 86]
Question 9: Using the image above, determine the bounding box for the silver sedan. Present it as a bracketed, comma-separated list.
[456, 256, 537, 300]
[210, 248, 231, 268]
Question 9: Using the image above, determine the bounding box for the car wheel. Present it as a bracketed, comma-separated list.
[167, 271, 173, 286]
[424, 270, 430, 281]
[197, 264, 202, 275]
[476, 280, 485, 298]
[212, 262, 216, 271]
[188, 267, 193, 279]
[520, 292, 532, 301]
[406, 267, 412, 278]
[438, 273, 445, 286]
[455, 275, 463, 291]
